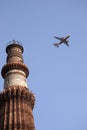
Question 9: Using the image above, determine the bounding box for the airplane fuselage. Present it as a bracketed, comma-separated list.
[62, 39, 67, 43]
[53, 35, 70, 47]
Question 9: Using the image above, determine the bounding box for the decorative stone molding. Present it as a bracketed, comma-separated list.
[1, 62, 29, 78]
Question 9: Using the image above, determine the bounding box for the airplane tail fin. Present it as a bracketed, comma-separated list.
[57, 44, 59, 48]
[55, 43, 59, 48]
[53, 43, 59, 48]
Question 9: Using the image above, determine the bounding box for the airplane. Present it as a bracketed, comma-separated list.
[53, 35, 70, 47]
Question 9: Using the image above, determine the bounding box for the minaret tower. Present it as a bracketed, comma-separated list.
[0, 40, 35, 130]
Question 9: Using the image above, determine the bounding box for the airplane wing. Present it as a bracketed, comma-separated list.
[65, 43, 69, 46]
[54, 36, 62, 41]
[65, 41, 69, 46]
[65, 35, 70, 40]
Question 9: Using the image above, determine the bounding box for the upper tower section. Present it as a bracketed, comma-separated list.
[6, 40, 24, 63]
[1, 40, 29, 89]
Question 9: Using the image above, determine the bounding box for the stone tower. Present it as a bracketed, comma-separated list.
[0, 40, 35, 130]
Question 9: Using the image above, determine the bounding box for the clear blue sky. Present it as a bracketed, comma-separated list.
[0, 0, 87, 130]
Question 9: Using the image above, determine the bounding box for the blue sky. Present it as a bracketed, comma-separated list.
[0, 0, 87, 130]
